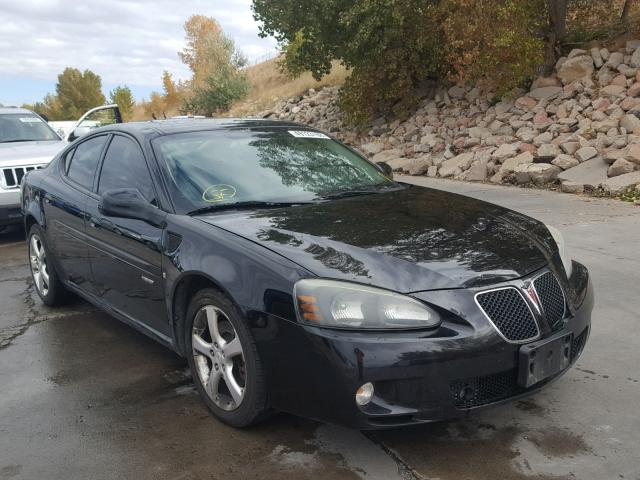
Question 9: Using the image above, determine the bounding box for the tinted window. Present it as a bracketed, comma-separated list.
[98, 135, 156, 203]
[67, 135, 107, 190]
[152, 129, 394, 213]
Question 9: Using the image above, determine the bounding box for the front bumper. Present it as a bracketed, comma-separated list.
[254, 263, 593, 429]
[0, 189, 22, 227]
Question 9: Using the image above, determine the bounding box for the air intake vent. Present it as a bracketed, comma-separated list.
[533, 271, 566, 328]
[476, 287, 539, 342]
[1, 165, 45, 189]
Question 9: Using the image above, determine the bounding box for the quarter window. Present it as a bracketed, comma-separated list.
[66, 135, 108, 190]
[98, 135, 156, 204]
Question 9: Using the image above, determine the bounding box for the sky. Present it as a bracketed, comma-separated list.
[0, 0, 278, 106]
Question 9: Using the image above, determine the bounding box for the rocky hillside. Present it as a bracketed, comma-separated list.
[257, 40, 640, 199]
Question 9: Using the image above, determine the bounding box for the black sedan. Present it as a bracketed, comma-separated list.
[20, 119, 593, 429]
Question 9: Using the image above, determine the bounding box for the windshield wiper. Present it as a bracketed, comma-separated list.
[0, 139, 39, 143]
[187, 201, 312, 216]
[319, 184, 402, 200]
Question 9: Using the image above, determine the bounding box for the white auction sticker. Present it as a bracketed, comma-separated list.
[288, 130, 330, 139]
[19, 117, 42, 123]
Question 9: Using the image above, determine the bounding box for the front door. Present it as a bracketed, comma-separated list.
[85, 134, 169, 337]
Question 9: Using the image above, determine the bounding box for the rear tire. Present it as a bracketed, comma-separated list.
[28, 224, 69, 306]
[185, 288, 270, 427]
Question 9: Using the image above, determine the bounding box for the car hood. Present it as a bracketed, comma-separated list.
[198, 185, 556, 292]
[0, 140, 66, 167]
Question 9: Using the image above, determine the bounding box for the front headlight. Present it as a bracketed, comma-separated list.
[546, 225, 573, 278]
[294, 279, 441, 330]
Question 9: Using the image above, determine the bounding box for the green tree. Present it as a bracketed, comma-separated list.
[56, 67, 106, 119]
[109, 85, 134, 121]
[253, 0, 446, 123]
[179, 15, 249, 115]
[22, 93, 64, 120]
[441, 0, 546, 92]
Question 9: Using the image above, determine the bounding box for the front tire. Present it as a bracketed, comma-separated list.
[28, 225, 69, 306]
[185, 289, 269, 427]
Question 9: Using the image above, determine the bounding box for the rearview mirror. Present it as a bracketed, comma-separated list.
[99, 188, 166, 228]
[376, 161, 393, 178]
[68, 126, 91, 142]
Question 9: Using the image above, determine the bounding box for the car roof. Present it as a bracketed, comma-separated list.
[96, 118, 315, 140]
[0, 106, 36, 115]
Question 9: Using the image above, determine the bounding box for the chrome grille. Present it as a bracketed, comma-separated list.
[533, 271, 566, 328]
[476, 287, 539, 342]
[1, 165, 45, 189]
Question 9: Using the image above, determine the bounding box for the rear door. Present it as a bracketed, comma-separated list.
[43, 135, 109, 292]
[84, 133, 169, 336]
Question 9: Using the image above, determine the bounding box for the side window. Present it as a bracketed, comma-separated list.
[98, 136, 157, 204]
[63, 148, 76, 174]
[66, 136, 107, 190]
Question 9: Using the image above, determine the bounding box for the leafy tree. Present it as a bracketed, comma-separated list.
[22, 93, 64, 120]
[56, 67, 106, 119]
[441, 0, 546, 93]
[253, 0, 446, 123]
[109, 85, 134, 121]
[178, 15, 249, 115]
[161, 71, 184, 113]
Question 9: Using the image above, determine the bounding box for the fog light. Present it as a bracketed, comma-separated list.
[355, 382, 374, 406]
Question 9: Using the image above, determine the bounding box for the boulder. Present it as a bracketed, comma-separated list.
[407, 157, 433, 175]
[514, 163, 562, 185]
[608, 158, 636, 177]
[426, 165, 439, 177]
[560, 142, 580, 154]
[372, 149, 403, 163]
[552, 154, 580, 170]
[360, 142, 384, 155]
[625, 143, 640, 164]
[600, 85, 626, 97]
[606, 51, 624, 69]
[557, 157, 609, 188]
[491, 142, 519, 161]
[438, 152, 475, 178]
[468, 127, 491, 140]
[494, 99, 515, 116]
[575, 146, 598, 162]
[529, 86, 563, 100]
[561, 181, 585, 194]
[602, 171, 640, 194]
[557, 55, 594, 84]
[537, 143, 561, 160]
[620, 114, 640, 132]
[500, 151, 534, 174]
[631, 47, 640, 68]
[459, 157, 488, 182]
[591, 47, 604, 68]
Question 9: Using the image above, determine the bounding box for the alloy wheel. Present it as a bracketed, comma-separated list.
[192, 305, 246, 411]
[29, 234, 50, 297]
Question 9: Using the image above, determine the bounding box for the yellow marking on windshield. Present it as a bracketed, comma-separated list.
[202, 184, 237, 203]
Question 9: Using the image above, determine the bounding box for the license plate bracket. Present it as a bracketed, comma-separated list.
[518, 333, 573, 388]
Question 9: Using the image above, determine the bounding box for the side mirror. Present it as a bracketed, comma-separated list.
[68, 126, 91, 142]
[99, 188, 166, 227]
[376, 161, 393, 178]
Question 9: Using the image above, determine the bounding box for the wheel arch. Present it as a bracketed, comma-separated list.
[170, 271, 237, 356]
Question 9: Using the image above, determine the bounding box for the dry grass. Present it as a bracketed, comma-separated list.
[227, 57, 349, 117]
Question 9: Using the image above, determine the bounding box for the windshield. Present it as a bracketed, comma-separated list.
[152, 128, 395, 213]
[0, 113, 60, 143]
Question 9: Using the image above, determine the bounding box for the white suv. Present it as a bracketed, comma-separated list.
[0, 104, 121, 232]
